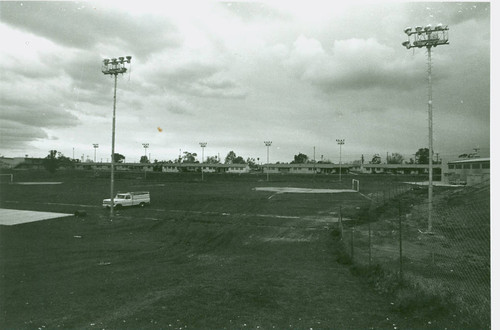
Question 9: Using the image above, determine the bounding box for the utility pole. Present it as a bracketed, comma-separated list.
[402, 23, 449, 233]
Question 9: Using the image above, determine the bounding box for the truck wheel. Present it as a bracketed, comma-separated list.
[115, 204, 122, 209]
[139, 202, 146, 208]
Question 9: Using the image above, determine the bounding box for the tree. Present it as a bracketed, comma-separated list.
[57, 152, 74, 168]
[291, 152, 309, 164]
[224, 151, 237, 164]
[43, 150, 59, 173]
[233, 156, 246, 164]
[205, 156, 220, 164]
[246, 157, 258, 169]
[387, 153, 404, 164]
[370, 154, 381, 164]
[139, 155, 149, 164]
[182, 151, 197, 163]
[415, 148, 429, 165]
[113, 153, 125, 163]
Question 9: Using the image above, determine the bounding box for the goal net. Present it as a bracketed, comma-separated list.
[351, 179, 359, 192]
[0, 174, 13, 184]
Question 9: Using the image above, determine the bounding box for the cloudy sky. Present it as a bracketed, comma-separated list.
[0, 1, 491, 164]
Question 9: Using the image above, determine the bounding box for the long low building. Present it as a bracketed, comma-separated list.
[261, 163, 442, 175]
[5, 157, 490, 187]
[73, 162, 251, 174]
[443, 158, 490, 185]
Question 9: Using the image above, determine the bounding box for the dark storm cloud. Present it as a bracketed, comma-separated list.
[0, 94, 79, 128]
[0, 2, 182, 58]
[0, 120, 48, 148]
[0, 57, 61, 80]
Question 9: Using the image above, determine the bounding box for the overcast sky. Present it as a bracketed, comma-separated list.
[0, 1, 491, 164]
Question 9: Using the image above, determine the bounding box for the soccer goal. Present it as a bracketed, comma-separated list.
[351, 179, 360, 192]
[0, 174, 13, 184]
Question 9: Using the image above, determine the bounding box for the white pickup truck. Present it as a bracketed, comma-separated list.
[102, 191, 151, 208]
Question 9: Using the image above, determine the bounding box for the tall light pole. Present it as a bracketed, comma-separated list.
[336, 139, 345, 182]
[142, 143, 149, 161]
[102, 56, 132, 217]
[199, 142, 207, 181]
[93, 144, 99, 163]
[402, 24, 449, 233]
[264, 141, 272, 182]
[142, 143, 149, 179]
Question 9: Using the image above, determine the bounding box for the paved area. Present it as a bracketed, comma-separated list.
[254, 187, 357, 193]
[404, 181, 463, 187]
[0, 208, 73, 226]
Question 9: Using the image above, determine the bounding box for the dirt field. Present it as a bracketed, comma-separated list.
[1, 170, 456, 328]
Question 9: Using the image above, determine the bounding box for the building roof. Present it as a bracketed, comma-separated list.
[448, 158, 490, 164]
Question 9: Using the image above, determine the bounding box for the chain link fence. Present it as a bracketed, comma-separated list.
[337, 180, 490, 327]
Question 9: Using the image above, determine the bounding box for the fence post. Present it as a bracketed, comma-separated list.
[398, 200, 403, 282]
[368, 220, 372, 267]
[339, 205, 343, 240]
[350, 227, 354, 261]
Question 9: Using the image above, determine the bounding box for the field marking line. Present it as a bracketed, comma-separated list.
[3, 200, 99, 208]
[268, 192, 281, 199]
[357, 192, 374, 201]
[14, 182, 63, 185]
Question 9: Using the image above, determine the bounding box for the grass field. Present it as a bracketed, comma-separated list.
[0, 170, 461, 329]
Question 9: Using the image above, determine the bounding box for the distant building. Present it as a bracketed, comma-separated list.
[443, 158, 490, 185]
[0, 157, 26, 169]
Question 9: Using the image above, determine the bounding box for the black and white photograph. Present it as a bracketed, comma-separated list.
[0, 1, 493, 328]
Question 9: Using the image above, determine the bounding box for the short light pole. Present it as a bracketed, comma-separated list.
[264, 141, 272, 181]
[199, 142, 207, 181]
[102, 56, 132, 217]
[402, 24, 449, 233]
[93, 144, 99, 163]
[142, 143, 149, 179]
[336, 139, 344, 182]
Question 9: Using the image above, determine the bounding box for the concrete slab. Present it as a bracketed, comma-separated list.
[0, 208, 73, 226]
[404, 181, 464, 187]
[254, 187, 357, 193]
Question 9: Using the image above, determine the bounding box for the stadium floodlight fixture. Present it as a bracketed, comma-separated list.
[336, 139, 345, 182]
[199, 142, 207, 181]
[402, 24, 449, 233]
[101, 55, 132, 217]
[142, 143, 149, 157]
[264, 141, 272, 182]
[93, 143, 99, 163]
